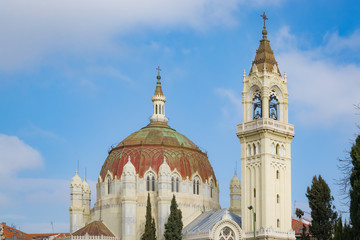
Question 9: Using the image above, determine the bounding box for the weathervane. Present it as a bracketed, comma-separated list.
[260, 12, 268, 27]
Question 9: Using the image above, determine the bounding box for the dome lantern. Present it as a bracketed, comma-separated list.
[150, 66, 168, 124]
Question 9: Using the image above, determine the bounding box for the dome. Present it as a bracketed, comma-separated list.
[83, 178, 91, 193]
[99, 121, 216, 185]
[230, 173, 240, 186]
[71, 170, 82, 186]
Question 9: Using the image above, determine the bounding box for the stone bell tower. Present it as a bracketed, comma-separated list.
[236, 13, 295, 239]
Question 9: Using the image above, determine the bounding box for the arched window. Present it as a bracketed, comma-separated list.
[258, 143, 261, 154]
[196, 180, 200, 195]
[146, 173, 155, 191]
[146, 175, 150, 191]
[276, 170, 280, 179]
[107, 177, 111, 195]
[248, 145, 252, 156]
[269, 93, 278, 120]
[253, 92, 262, 120]
[271, 143, 275, 154]
[193, 177, 200, 195]
[162, 105, 164, 115]
[277, 194, 280, 203]
[276, 144, 280, 155]
[151, 175, 155, 191]
[253, 143, 257, 155]
[156, 104, 158, 114]
[218, 227, 235, 240]
[277, 219, 280, 228]
[176, 177, 179, 192]
[254, 188, 256, 198]
[171, 177, 175, 192]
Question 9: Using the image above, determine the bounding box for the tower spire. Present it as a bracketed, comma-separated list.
[150, 66, 168, 124]
[250, 13, 280, 75]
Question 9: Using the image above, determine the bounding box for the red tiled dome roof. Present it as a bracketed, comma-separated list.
[99, 121, 216, 185]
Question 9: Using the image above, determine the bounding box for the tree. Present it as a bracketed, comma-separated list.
[334, 217, 353, 240]
[296, 208, 304, 219]
[349, 135, 360, 238]
[300, 224, 310, 240]
[164, 195, 183, 240]
[141, 193, 157, 240]
[306, 175, 337, 240]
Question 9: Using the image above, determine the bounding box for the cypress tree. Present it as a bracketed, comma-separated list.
[300, 224, 310, 240]
[141, 193, 157, 240]
[334, 217, 343, 240]
[306, 175, 337, 240]
[350, 135, 360, 238]
[164, 195, 183, 240]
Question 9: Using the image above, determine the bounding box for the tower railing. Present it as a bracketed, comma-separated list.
[237, 118, 294, 136]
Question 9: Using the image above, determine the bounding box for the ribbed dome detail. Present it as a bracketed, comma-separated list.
[99, 123, 216, 185]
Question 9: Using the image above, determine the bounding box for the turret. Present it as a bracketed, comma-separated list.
[229, 172, 241, 216]
[157, 157, 172, 238]
[70, 170, 84, 234]
[121, 156, 137, 240]
[82, 177, 91, 225]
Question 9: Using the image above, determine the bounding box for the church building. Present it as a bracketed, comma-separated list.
[68, 15, 296, 240]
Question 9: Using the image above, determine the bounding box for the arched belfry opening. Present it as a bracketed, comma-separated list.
[269, 93, 278, 120]
[253, 91, 262, 120]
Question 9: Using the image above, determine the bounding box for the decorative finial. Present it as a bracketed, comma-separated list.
[260, 12, 268, 39]
[156, 66, 162, 80]
[164, 156, 167, 163]
[128, 156, 131, 163]
[261, 12, 268, 27]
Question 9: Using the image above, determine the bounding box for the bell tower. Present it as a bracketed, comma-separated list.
[237, 13, 295, 239]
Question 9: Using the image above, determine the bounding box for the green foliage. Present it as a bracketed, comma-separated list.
[306, 175, 337, 240]
[300, 224, 310, 240]
[296, 208, 305, 219]
[334, 217, 352, 240]
[164, 195, 183, 240]
[350, 135, 360, 238]
[141, 193, 157, 240]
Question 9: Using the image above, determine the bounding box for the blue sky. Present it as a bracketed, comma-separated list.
[1, 0, 360, 233]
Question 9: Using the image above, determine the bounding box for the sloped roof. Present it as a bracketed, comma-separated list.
[72, 221, 114, 237]
[292, 218, 310, 237]
[154, 75, 164, 96]
[1, 223, 69, 240]
[250, 26, 281, 75]
[182, 209, 241, 234]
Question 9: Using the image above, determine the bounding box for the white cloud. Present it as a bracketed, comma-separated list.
[273, 27, 360, 126]
[0, 0, 284, 72]
[279, 51, 360, 125]
[0, 134, 43, 178]
[215, 88, 243, 129]
[324, 30, 360, 54]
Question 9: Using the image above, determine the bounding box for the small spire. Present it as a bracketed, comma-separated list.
[249, 13, 281, 76]
[150, 66, 168, 123]
[128, 156, 131, 163]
